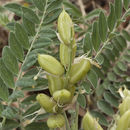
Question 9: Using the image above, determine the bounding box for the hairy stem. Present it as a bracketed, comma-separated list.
[15, 0, 48, 87]
[94, 39, 109, 59]
[1, 117, 6, 128]
[94, 9, 128, 60]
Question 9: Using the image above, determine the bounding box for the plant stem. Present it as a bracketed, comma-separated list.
[66, 44, 73, 75]
[63, 111, 71, 130]
[65, 43, 73, 89]
[34, 68, 42, 80]
[94, 14, 124, 60]
[75, 102, 79, 130]
[1, 0, 48, 128]
[17, 99, 24, 130]
[94, 39, 109, 59]
[15, 0, 48, 86]
[1, 117, 6, 127]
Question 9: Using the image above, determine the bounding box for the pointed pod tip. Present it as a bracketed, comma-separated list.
[36, 93, 42, 101]
[37, 53, 42, 60]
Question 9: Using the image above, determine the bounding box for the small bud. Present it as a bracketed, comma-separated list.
[58, 10, 74, 45]
[38, 54, 64, 76]
[82, 111, 103, 130]
[36, 93, 58, 113]
[47, 114, 65, 128]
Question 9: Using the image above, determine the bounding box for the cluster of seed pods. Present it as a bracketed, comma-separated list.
[36, 10, 91, 129]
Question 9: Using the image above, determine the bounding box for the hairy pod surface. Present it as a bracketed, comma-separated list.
[47, 114, 65, 128]
[69, 58, 91, 84]
[60, 39, 77, 67]
[47, 74, 65, 96]
[36, 93, 58, 113]
[82, 111, 103, 130]
[119, 96, 130, 116]
[58, 10, 74, 45]
[38, 54, 64, 76]
[116, 109, 130, 130]
[53, 89, 71, 104]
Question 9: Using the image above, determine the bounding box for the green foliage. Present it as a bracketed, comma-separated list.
[92, 21, 101, 51]
[98, 11, 107, 42]
[107, 3, 116, 32]
[9, 32, 24, 61]
[77, 94, 86, 108]
[0, 14, 9, 27]
[0, 78, 9, 101]
[0, 0, 129, 129]
[0, 59, 15, 88]
[2, 46, 19, 75]
[15, 23, 30, 49]
[115, 0, 122, 19]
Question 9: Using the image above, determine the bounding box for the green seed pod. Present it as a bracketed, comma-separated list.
[47, 114, 65, 128]
[36, 93, 58, 113]
[69, 58, 91, 84]
[119, 96, 130, 116]
[38, 54, 64, 76]
[116, 109, 130, 130]
[123, 87, 130, 97]
[47, 74, 65, 96]
[60, 39, 77, 67]
[82, 111, 103, 130]
[58, 10, 74, 45]
[53, 89, 71, 104]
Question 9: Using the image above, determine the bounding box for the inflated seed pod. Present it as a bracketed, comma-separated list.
[47, 114, 65, 128]
[119, 96, 130, 116]
[69, 58, 91, 84]
[38, 54, 64, 76]
[36, 93, 58, 113]
[60, 39, 77, 67]
[53, 89, 71, 104]
[123, 87, 130, 97]
[82, 111, 103, 130]
[47, 74, 65, 96]
[58, 10, 74, 45]
[116, 109, 130, 130]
